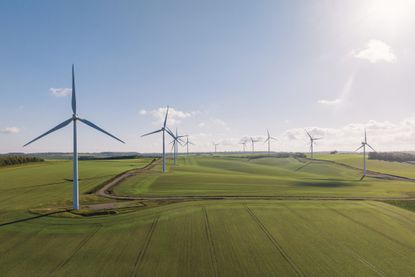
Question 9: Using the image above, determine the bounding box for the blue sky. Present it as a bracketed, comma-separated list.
[1, 0, 415, 153]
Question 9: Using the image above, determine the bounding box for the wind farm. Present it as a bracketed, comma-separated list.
[2, 1, 415, 276]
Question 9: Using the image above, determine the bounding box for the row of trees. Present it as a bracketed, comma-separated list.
[368, 152, 415, 163]
[0, 156, 44, 166]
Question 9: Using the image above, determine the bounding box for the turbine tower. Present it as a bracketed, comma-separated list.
[170, 128, 185, 165]
[264, 129, 277, 155]
[142, 106, 174, 173]
[183, 136, 194, 155]
[354, 129, 376, 178]
[250, 137, 260, 152]
[239, 140, 247, 152]
[24, 65, 125, 210]
[305, 130, 322, 159]
[213, 142, 220, 153]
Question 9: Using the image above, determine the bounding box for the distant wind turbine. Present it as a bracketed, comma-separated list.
[250, 137, 260, 152]
[239, 140, 247, 152]
[24, 65, 125, 210]
[305, 130, 322, 159]
[264, 129, 277, 154]
[183, 136, 194, 155]
[354, 129, 376, 178]
[170, 128, 186, 165]
[213, 142, 220, 153]
[142, 106, 175, 173]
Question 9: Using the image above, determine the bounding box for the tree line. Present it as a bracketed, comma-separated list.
[0, 156, 44, 166]
[368, 152, 415, 163]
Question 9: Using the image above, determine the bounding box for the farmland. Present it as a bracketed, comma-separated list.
[1, 155, 415, 276]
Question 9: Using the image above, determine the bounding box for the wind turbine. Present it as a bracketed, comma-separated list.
[183, 136, 194, 155]
[213, 142, 220, 153]
[239, 140, 247, 152]
[305, 130, 322, 159]
[141, 106, 175, 173]
[23, 65, 125, 210]
[354, 129, 376, 178]
[264, 129, 277, 154]
[170, 128, 185, 165]
[250, 137, 260, 152]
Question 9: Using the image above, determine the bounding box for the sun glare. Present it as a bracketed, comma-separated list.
[366, 0, 414, 25]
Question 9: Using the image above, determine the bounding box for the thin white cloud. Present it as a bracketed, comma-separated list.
[144, 107, 193, 125]
[49, 88, 72, 97]
[317, 73, 355, 107]
[317, 99, 342, 105]
[1, 127, 20, 134]
[352, 39, 396, 63]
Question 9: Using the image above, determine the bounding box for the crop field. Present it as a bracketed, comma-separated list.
[1, 155, 415, 276]
[114, 155, 415, 198]
[1, 200, 415, 276]
[314, 153, 415, 179]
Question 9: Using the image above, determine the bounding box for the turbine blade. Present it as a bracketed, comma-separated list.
[72, 65, 76, 115]
[78, 118, 125, 143]
[366, 143, 376, 152]
[364, 128, 367, 143]
[354, 145, 364, 152]
[267, 129, 270, 137]
[24, 118, 73, 147]
[271, 137, 278, 141]
[264, 138, 270, 143]
[141, 128, 163, 137]
[163, 106, 169, 128]
[314, 137, 323, 140]
[165, 127, 175, 138]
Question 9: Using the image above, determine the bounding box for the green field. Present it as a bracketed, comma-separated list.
[114, 156, 415, 198]
[1, 155, 415, 276]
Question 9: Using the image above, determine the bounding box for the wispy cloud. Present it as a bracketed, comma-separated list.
[1, 127, 20, 134]
[140, 107, 194, 125]
[352, 39, 396, 63]
[317, 73, 355, 107]
[49, 88, 72, 97]
[317, 99, 342, 105]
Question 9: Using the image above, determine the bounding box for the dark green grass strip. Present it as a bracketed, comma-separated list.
[244, 204, 304, 277]
[131, 216, 160, 277]
[202, 207, 219, 277]
[381, 200, 415, 213]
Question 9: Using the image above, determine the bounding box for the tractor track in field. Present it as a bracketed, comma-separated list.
[131, 216, 159, 277]
[282, 203, 386, 276]
[324, 204, 415, 254]
[244, 204, 304, 277]
[202, 207, 219, 277]
[368, 202, 415, 226]
[51, 223, 103, 273]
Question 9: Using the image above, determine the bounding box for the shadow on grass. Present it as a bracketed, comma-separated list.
[294, 181, 352, 188]
[0, 210, 68, 228]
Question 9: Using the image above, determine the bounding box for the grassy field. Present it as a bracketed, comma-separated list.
[1, 200, 415, 276]
[114, 155, 415, 198]
[0, 158, 151, 222]
[1, 155, 415, 276]
[314, 153, 415, 179]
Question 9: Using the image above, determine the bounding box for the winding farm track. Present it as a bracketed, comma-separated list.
[94, 157, 415, 203]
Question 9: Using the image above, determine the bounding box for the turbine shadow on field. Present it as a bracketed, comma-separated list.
[294, 181, 351, 188]
[0, 210, 67, 228]
[301, 177, 362, 182]
[294, 162, 312, 172]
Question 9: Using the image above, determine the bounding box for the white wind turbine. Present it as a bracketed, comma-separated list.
[24, 65, 125, 210]
[141, 106, 175, 173]
[170, 128, 186, 165]
[239, 139, 247, 152]
[183, 136, 194, 155]
[355, 129, 376, 178]
[250, 137, 260, 152]
[305, 130, 322, 159]
[264, 129, 277, 154]
[213, 142, 220, 153]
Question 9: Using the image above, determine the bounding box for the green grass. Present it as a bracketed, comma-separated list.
[1, 155, 415, 275]
[114, 156, 415, 198]
[1, 200, 415, 276]
[0, 158, 152, 222]
[315, 153, 415, 179]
